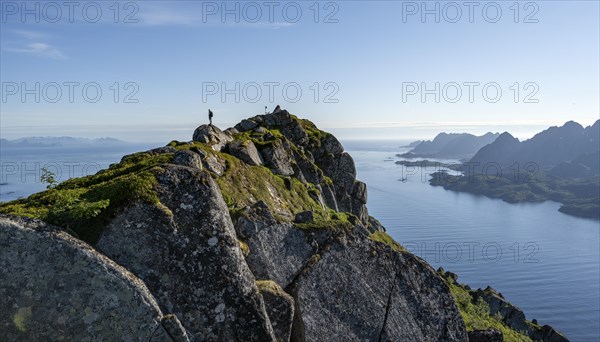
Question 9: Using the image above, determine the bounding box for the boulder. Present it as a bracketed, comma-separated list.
[0, 216, 187, 341]
[228, 140, 264, 166]
[95, 165, 276, 341]
[172, 150, 203, 169]
[468, 329, 503, 342]
[192, 124, 233, 151]
[224, 127, 240, 135]
[255, 126, 268, 134]
[190, 148, 226, 176]
[257, 281, 295, 342]
[235, 119, 260, 132]
[259, 140, 295, 176]
[261, 110, 295, 127]
[321, 134, 344, 155]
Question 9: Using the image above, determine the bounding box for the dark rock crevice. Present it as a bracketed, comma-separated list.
[377, 272, 399, 342]
[283, 229, 345, 293]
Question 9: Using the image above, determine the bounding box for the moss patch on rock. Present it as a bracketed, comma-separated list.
[255, 280, 287, 297]
[0, 152, 171, 244]
[445, 277, 533, 341]
[369, 231, 406, 252]
[213, 150, 328, 221]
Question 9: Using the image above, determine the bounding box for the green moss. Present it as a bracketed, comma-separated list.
[446, 279, 532, 341]
[238, 239, 250, 256]
[0, 152, 169, 244]
[167, 140, 191, 147]
[295, 117, 330, 147]
[293, 218, 353, 231]
[12, 306, 31, 332]
[214, 151, 328, 221]
[369, 231, 406, 252]
[233, 128, 285, 148]
[256, 280, 287, 297]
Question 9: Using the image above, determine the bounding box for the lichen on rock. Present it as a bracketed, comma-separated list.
[0, 216, 187, 341]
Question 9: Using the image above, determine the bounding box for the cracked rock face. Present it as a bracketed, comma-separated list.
[235, 201, 466, 341]
[287, 234, 467, 342]
[96, 165, 276, 342]
[0, 216, 186, 341]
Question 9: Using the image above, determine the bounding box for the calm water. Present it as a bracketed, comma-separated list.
[345, 140, 600, 342]
[1, 141, 599, 341]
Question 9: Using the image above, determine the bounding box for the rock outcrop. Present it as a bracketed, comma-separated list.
[468, 329, 503, 342]
[473, 287, 568, 342]
[227, 139, 263, 166]
[95, 165, 276, 341]
[440, 269, 569, 342]
[230, 110, 370, 224]
[0, 110, 568, 341]
[193, 124, 233, 151]
[0, 216, 188, 341]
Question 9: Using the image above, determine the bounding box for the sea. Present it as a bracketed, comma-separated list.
[1, 140, 598, 341]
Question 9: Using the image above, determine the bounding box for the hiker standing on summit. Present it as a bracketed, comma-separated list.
[208, 109, 213, 125]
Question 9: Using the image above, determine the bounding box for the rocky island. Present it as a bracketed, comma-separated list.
[0, 111, 568, 341]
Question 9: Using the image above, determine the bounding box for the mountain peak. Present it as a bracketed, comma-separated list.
[562, 120, 584, 131]
[496, 132, 519, 143]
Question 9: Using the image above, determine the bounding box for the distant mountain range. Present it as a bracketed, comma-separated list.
[469, 120, 600, 175]
[429, 120, 600, 220]
[401, 132, 500, 160]
[0, 137, 128, 148]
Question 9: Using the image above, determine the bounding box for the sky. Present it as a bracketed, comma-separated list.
[1, 0, 599, 143]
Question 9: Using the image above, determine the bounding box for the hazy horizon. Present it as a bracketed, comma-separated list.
[2, 1, 599, 143]
[1, 118, 596, 144]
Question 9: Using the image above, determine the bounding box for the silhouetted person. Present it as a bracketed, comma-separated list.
[265, 106, 268, 114]
[273, 105, 281, 113]
[208, 109, 213, 125]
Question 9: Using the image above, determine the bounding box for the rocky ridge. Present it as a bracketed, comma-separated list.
[0, 110, 568, 341]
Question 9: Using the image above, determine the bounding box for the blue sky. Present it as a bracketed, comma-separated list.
[1, 1, 598, 142]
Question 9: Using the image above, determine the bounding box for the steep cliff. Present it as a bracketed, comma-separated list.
[0, 111, 567, 341]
